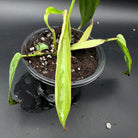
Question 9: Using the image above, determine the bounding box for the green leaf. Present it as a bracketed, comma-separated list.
[55, 10, 71, 129]
[35, 43, 49, 51]
[78, 0, 99, 29]
[9, 52, 22, 105]
[116, 34, 132, 75]
[44, 7, 63, 30]
[44, 7, 64, 51]
[71, 39, 105, 50]
[78, 20, 93, 43]
[72, 34, 132, 75]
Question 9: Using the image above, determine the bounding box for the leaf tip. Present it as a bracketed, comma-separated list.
[8, 99, 18, 105]
[64, 127, 66, 131]
[57, 110, 69, 130]
[91, 19, 94, 25]
[78, 24, 82, 30]
[60, 117, 66, 129]
[122, 71, 130, 76]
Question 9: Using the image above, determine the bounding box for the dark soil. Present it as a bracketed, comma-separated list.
[23, 27, 98, 82]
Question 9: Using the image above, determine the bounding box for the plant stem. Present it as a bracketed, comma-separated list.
[48, 28, 57, 51]
[22, 52, 52, 58]
[106, 37, 117, 42]
[68, 0, 76, 18]
[44, 15, 57, 51]
[52, 29, 57, 51]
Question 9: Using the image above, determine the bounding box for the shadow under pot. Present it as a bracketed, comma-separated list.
[19, 27, 105, 111]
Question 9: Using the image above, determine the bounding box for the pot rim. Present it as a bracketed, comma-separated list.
[21, 27, 106, 88]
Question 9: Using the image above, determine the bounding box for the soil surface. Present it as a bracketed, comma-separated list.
[23, 27, 98, 82]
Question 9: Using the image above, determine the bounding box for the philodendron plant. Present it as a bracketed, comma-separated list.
[9, 0, 132, 129]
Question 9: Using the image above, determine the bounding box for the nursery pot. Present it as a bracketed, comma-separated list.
[20, 27, 105, 111]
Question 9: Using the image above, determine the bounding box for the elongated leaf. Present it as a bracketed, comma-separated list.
[9, 52, 22, 105]
[55, 10, 71, 129]
[35, 43, 49, 51]
[71, 34, 132, 75]
[71, 39, 105, 50]
[78, 20, 93, 43]
[116, 34, 132, 75]
[78, 0, 99, 29]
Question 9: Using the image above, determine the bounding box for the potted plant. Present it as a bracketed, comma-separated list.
[8, 0, 132, 129]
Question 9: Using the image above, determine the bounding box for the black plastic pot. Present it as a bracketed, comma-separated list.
[20, 27, 105, 111]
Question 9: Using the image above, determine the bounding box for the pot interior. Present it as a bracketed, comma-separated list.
[21, 27, 105, 88]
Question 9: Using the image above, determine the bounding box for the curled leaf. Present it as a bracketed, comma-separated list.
[116, 34, 132, 75]
[44, 7, 63, 51]
[44, 7, 63, 31]
[9, 52, 22, 105]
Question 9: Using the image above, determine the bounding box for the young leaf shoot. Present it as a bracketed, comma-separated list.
[35, 43, 49, 51]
